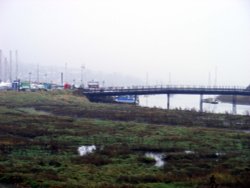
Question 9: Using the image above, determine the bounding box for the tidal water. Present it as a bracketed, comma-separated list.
[139, 95, 250, 115]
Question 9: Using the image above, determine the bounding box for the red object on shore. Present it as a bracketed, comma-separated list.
[64, 83, 71, 89]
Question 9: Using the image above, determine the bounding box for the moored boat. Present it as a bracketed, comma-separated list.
[202, 98, 219, 104]
[114, 95, 138, 104]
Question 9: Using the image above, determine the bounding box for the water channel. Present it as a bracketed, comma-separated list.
[139, 95, 250, 115]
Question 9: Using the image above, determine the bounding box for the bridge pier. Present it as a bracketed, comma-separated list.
[167, 94, 170, 110]
[232, 95, 237, 114]
[200, 94, 203, 112]
[134, 95, 138, 105]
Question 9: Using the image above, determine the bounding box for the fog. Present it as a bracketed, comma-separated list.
[1, 0, 250, 86]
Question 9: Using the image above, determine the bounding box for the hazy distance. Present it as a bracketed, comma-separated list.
[1, 0, 250, 86]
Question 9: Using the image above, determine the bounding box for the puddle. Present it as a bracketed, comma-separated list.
[184, 150, 195, 154]
[78, 145, 96, 156]
[145, 152, 165, 167]
[215, 152, 225, 156]
[215, 152, 226, 162]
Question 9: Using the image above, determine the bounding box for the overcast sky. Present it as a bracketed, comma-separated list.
[1, 0, 250, 86]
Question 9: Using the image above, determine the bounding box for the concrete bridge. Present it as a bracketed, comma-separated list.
[83, 85, 250, 114]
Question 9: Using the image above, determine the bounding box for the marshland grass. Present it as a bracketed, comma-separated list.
[0, 90, 250, 187]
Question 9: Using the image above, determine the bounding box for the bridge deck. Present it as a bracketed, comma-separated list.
[83, 85, 250, 97]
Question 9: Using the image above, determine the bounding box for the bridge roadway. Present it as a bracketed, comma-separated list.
[83, 85, 250, 114]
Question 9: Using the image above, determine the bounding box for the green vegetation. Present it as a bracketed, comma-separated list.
[0, 91, 250, 188]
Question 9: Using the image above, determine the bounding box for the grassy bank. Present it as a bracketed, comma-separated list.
[0, 91, 250, 187]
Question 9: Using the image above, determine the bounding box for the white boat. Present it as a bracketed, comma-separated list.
[202, 98, 219, 104]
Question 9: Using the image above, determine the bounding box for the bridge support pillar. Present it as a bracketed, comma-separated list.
[200, 94, 203, 112]
[135, 95, 138, 105]
[167, 94, 170, 110]
[232, 95, 237, 114]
